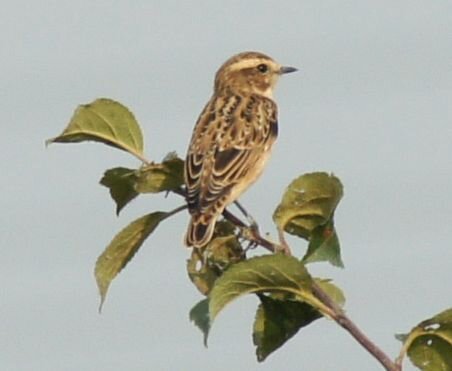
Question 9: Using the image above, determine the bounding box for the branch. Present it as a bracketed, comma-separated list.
[222, 211, 399, 370]
[234, 222, 399, 369]
[172, 186, 400, 369]
[241, 224, 399, 369]
[311, 282, 400, 371]
[248, 225, 399, 369]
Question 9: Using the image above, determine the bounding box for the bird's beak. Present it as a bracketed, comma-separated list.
[280, 66, 298, 74]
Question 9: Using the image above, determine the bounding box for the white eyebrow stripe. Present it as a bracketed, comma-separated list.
[228, 58, 279, 72]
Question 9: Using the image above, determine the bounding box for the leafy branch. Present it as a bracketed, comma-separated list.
[47, 98, 452, 370]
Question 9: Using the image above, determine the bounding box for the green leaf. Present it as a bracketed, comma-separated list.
[302, 221, 344, 267]
[100, 167, 139, 215]
[208, 254, 333, 324]
[189, 299, 210, 347]
[135, 155, 184, 193]
[253, 278, 345, 362]
[46, 98, 147, 163]
[273, 172, 343, 240]
[408, 336, 452, 371]
[95, 211, 169, 311]
[253, 295, 321, 362]
[273, 172, 344, 267]
[398, 308, 452, 370]
[99, 153, 184, 213]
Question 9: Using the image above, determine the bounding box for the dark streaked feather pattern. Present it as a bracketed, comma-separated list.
[184, 92, 277, 247]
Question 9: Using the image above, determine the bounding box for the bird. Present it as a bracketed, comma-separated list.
[184, 51, 297, 248]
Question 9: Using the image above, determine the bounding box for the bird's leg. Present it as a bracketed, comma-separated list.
[222, 207, 276, 254]
[234, 201, 258, 231]
[243, 239, 258, 254]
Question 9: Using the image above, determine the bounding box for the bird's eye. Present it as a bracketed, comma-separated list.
[257, 63, 268, 73]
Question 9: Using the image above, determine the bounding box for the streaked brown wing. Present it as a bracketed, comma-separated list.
[184, 93, 277, 215]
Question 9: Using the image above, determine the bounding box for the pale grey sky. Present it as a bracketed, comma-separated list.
[2, 1, 452, 370]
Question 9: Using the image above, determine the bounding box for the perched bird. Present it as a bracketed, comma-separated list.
[184, 51, 297, 247]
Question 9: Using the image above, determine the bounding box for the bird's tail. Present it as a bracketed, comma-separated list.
[184, 214, 216, 248]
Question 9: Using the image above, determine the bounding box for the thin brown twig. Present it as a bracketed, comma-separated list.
[311, 282, 400, 371]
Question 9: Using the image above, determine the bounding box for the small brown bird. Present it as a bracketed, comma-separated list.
[184, 51, 297, 247]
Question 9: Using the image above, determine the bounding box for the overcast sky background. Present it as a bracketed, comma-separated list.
[2, 1, 452, 370]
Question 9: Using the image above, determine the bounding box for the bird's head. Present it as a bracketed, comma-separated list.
[214, 51, 297, 98]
